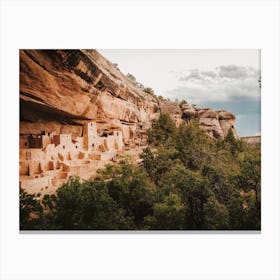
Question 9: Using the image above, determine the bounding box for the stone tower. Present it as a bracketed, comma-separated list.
[83, 122, 97, 151]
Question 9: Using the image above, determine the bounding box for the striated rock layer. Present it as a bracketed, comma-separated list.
[20, 50, 160, 142]
[20, 50, 237, 141]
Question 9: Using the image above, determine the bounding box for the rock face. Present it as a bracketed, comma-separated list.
[159, 101, 237, 139]
[20, 49, 238, 194]
[157, 99, 237, 139]
[20, 50, 160, 141]
[158, 98, 183, 127]
[196, 108, 237, 139]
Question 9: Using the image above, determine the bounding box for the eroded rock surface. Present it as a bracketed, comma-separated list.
[20, 50, 160, 141]
[179, 103, 237, 139]
[197, 108, 237, 139]
[157, 99, 237, 139]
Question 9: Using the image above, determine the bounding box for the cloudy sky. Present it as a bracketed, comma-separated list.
[98, 50, 261, 137]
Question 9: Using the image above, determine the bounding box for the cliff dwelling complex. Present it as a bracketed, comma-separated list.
[20, 122, 125, 194]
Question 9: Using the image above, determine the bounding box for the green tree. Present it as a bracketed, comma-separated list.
[53, 177, 131, 230]
[100, 160, 155, 227]
[203, 196, 229, 230]
[140, 147, 157, 181]
[77, 180, 131, 229]
[153, 162, 217, 229]
[179, 99, 188, 108]
[223, 129, 246, 155]
[176, 121, 214, 170]
[242, 191, 261, 230]
[144, 193, 185, 230]
[143, 87, 155, 95]
[176, 169, 211, 229]
[54, 177, 82, 228]
[127, 73, 137, 83]
[227, 189, 246, 229]
[155, 161, 186, 200]
[237, 151, 261, 203]
[126, 168, 155, 226]
[201, 164, 231, 205]
[148, 113, 177, 146]
[234, 151, 261, 229]
[20, 188, 43, 229]
[42, 194, 57, 212]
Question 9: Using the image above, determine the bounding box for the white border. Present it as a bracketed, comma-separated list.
[0, 1, 279, 279]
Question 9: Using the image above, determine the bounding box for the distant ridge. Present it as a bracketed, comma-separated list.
[241, 136, 261, 145]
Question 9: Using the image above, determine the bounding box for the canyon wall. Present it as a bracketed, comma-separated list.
[20, 50, 161, 145]
[20, 49, 237, 142]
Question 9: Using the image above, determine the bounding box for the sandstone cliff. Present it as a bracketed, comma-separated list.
[20, 50, 159, 145]
[20, 49, 237, 142]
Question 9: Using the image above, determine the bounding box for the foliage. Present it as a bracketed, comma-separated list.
[20, 188, 43, 230]
[179, 99, 188, 108]
[147, 113, 177, 146]
[20, 113, 261, 230]
[203, 196, 229, 230]
[99, 161, 155, 227]
[145, 193, 185, 230]
[54, 177, 135, 230]
[143, 87, 155, 96]
[236, 151, 261, 201]
[223, 129, 246, 155]
[176, 121, 214, 170]
[126, 73, 149, 91]
[126, 73, 137, 82]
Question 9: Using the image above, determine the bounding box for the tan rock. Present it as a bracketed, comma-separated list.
[199, 109, 218, 119]
[182, 107, 196, 119]
[20, 50, 159, 134]
[218, 110, 236, 120]
[198, 117, 224, 138]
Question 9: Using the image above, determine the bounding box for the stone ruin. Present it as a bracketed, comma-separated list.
[20, 121, 126, 195]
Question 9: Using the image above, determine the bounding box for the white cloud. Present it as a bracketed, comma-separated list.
[218, 65, 254, 79]
[98, 50, 261, 136]
[173, 64, 260, 104]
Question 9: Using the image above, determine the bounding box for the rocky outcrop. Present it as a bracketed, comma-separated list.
[178, 103, 237, 139]
[181, 103, 196, 120]
[20, 50, 237, 143]
[196, 108, 237, 138]
[156, 98, 237, 138]
[158, 98, 183, 127]
[20, 50, 159, 146]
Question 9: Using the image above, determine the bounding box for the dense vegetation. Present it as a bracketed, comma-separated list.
[20, 113, 261, 230]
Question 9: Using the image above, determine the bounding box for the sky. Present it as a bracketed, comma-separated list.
[98, 50, 261, 137]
